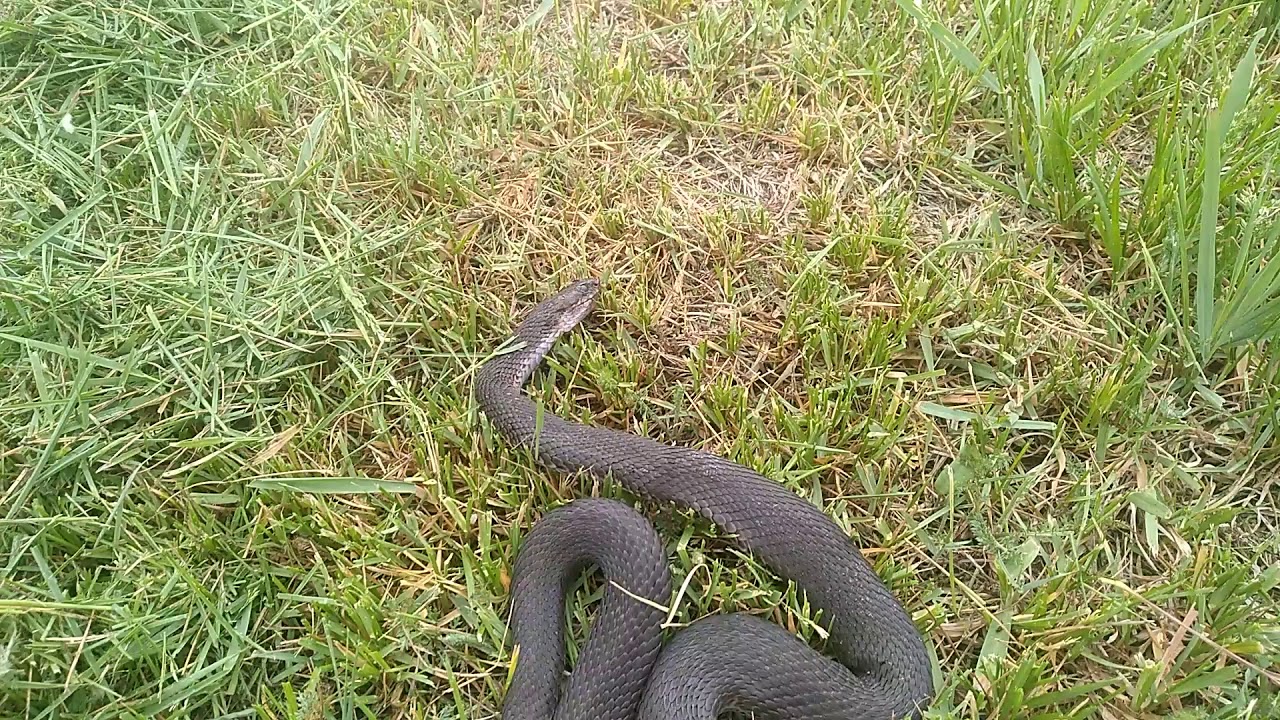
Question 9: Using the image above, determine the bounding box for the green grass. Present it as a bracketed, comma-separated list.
[2, 0, 1278, 717]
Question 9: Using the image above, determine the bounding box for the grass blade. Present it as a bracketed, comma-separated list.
[1027, 41, 1046, 124]
[893, 0, 1000, 93]
[248, 477, 422, 494]
[1070, 16, 1206, 121]
[520, 0, 556, 30]
[0, 331, 128, 374]
[1194, 106, 1220, 363]
[1217, 32, 1262, 146]
[17, 193, 104, 256]
[1197, 33, 1261, 359]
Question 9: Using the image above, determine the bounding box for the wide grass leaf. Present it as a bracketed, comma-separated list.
[248, 477, 422, 494]
[1197, 31, 1262, 359]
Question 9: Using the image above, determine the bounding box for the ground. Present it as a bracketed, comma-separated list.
[1, 0, 1278, 718]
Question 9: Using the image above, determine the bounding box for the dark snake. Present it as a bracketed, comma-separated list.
[475, 278, 934, 720]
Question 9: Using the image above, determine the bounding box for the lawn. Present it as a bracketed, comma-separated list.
[2, 0, 1278, 717]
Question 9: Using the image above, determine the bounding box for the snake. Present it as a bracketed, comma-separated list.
[475, 278, 934, 720]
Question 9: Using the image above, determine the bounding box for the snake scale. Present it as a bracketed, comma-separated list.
[475, 278, 934, 720]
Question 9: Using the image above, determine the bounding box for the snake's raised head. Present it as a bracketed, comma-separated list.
[524, 278, 600, 337]
[478, 278, 602, 397]
[551, 278, 601, 333]
[498, 277, 601, 374]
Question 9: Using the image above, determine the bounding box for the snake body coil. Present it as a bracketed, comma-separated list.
[476, 279, 933, 720]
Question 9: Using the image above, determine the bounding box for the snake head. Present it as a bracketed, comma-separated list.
[478, 278, 603, 398]
[509, 278, 601, 349]
[544, 278, 601, 334]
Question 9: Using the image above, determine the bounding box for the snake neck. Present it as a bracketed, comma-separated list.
[475, 321, 583, 455]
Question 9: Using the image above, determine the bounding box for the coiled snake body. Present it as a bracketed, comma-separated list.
[476, 279, 933, 720]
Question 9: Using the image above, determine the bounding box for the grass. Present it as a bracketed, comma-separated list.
[1, 0, 1278, 717]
